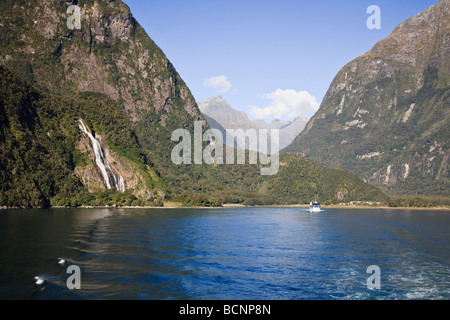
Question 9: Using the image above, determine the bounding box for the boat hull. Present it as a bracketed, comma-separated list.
[309, 202, 321, 212]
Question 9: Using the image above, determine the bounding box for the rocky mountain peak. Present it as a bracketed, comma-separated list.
[198, 96, 250, 125]
[199, 96, 309, 152]
[0, 0, 201, 123]
[285, 0, 449, 196]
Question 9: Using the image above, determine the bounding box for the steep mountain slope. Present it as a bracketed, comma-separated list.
[285, 0, 449, 196]
[0, 0, 205, 202]
[0, 0, 199, 122]
[277, 115, 309, 150]
[0, 61, 388, 207]
[0, 0, 203, 172]
[0, 65, 162, 207]
[0, 0, 389, 207]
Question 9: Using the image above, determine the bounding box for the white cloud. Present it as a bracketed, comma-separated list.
[203, 75, 233, 93]
[249, 89, 320, 120]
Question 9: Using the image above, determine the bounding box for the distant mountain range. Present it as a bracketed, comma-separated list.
[285, 0, 449, 196]
[198, 96, 309, 153]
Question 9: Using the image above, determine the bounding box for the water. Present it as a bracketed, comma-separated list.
[0, 207, 449, 300]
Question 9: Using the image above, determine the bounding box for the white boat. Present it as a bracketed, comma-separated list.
[309, 202, 321, 212]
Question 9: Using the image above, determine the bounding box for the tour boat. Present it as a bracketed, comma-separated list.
[309, 202, 321, 212]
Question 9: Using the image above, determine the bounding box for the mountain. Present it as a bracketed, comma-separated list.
[198, 96, 308, 152]
[285, 0, 449, 197]
[198, 96, 261, 131]
[0, 0, 199, 123]
[0, 65, 388, 208]
[266, 119, 291, 130]
[0, 65, 162, 207]
[0, 0, 203, 205]
[0, 0, 389, 207]
[277, 115, 309, 150]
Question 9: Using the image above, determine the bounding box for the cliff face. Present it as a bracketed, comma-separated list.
[0, 63, 167, 207]
[0, 0, 391, 207]
[0, 0, 205, 200]
[75, 120, 155, 200]
[285, 0, 449, 196]
[0, 0, 201, 122]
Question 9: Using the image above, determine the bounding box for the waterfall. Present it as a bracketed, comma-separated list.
[77, 119, 126, 193]
[117, 176, 126, 193]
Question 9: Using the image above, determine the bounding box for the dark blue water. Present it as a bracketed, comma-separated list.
[0, 207, 449, 300]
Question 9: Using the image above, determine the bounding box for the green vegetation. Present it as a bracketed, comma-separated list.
[134, 119, 389, 206]
[3, 0, 444, 209]
[0, 65, 162, 208]
[284, 1, 449, 201]
[264, 153, 387, 204]
[383, 196, 450, 208]
[286, 62, 449, 200]
[50, 190, 161, 208]
[1, 62, 445, 209]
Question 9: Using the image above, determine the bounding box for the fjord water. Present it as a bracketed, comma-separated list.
[0, 208, 449, 300]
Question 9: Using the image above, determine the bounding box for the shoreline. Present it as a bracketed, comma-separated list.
[1, 204, 449, 211]
[222, 204, 450, 211]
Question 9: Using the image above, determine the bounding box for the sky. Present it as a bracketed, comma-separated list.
[123, 0, 437, 122]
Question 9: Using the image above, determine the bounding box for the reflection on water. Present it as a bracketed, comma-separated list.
[0, 207, 449, 300]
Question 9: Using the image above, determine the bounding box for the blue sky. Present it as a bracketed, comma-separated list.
[123, 0, 437, 122]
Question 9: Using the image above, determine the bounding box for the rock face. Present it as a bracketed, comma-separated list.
[278, 115, 309, 150]
[75, 120, 154, 200]
[199, 96, 308, 152]
[198, 96, 258, 130]
[0, 0, 391, 207]
[285, 0, 449, 196]
[0, 0, 203, 197]
[0, 0, 201, 122]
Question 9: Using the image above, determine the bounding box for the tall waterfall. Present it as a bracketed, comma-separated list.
[77, 120, 126, 193]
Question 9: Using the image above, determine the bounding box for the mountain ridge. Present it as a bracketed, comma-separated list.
[0, 0, 201, 123]
[198, 96, 309, 152]
[0, 0, 392, 207]
[285, 0, 449, 196]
